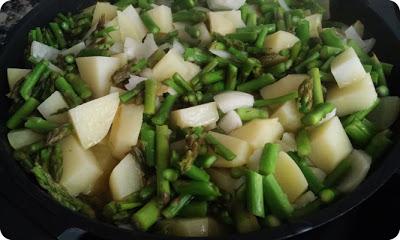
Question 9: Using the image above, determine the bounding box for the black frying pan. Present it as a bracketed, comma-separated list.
[0, 0, 400, 239]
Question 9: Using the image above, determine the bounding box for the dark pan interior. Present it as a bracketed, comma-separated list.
[0, 0, 399, 239]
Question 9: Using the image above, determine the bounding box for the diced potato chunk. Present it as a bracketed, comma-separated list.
[37, 91, 69, 123]
[109, 104, 144, 159]
[327, 73, 377, 116]
[117, 6, 147, 41]
[112, 53, 128, 68]
[308, 117, 353, 173]
[109, 154, 144, 200]
[181, 61, 201, 81]
[207, 168, 245, 192]
[230, 118, 284, 149]
[105, 17, 122, 43]
[159, 218, 224, 237]
[208, 11, 245, 35]
[69, 93, 120, 149]
[60, 136, 103, 196]
[7, 129, 43, 150]
[7, 68, 30, 89]
[76, 56, 121, 98]
[152, 49, 189, 82]
[331, 48, 366, 88]
[275, 152, 308, 202]
[305, 14, 322, 38]
[147, 5, 173, 33]
[210, 132, 252, 168]
[260, 74, 308, 99]
[171, 102, 219, 128]
[271, 100, 303, 132]
[92, 2, 117, 27]
[264, 31, 300, 54]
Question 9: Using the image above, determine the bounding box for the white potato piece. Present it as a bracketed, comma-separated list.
[76, 56, 120, 98]
[105, 17, 122, 43]
[118, 6, 147, 41]
[276, 132, 297, 152]
[247, 148, 262, 171]
[230, 118, 284, 149]
[218, 111, 242, 133]
[110, 42, 124, 54]
[331, 48, 366, 88]
[37, 91, 69, 123]
[337, 150, 371, 193]
[124, 37, 141, 60]
[308, 117, 353, 173]
[207, 0, 246, 10]
[112, 53, 128, 68]
[182, 61, 201, 81]
[198, 22, 212, 46]
[159, 218, 223, 237]
[152, 49, 188, 81]
[92, 2, 117, 27]
[109, 154, 144, 200]
[214, 91, 254, 113]
[271, 100, 303, 132]
[208, 11, 245, 35]
[60, 136, 103, 196]
[110, 86, 126, 94]
[90, 142, 119, 195]
[69, 93, 120, 149]
[209, 132, 252, 168]
[326, 73, 377, 116]
[207, 168, 244, 192]
[264, 31, 300, 54]
[171, 102, 219, 128]
[7, 129, 43, 150]
[147, 5, 173, 33]
[109, 104, 144, 159]
[367, 96, 400, 131]
[7, 68, 30, 89]
[305, 14, 322, 37]
[260, 74, 308, 99]
[275, 152, 308, 202]
[293, 191, 317, 209]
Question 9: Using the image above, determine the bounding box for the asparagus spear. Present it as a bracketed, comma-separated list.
[162, 194, 194, 219]
[132, 198, 161, 231]
[177, 201, 208, 217]
[144, 79, 157, 115]
[20, 61, 49, 100]
[24, 117, 58, 133]
[205, 133, 236, 161]
[156, 125, 171, 205]
[259, 143, 280, 175]
[263, 174, 294, 219]
[236, 107, 268, 121]
[246, 171, 265, 217]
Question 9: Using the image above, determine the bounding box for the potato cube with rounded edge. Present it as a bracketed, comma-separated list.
[109, 153, 144, 201]
[230, 118, 284, 149]
[331, 47, 366, 88]
[117, 6, 147, 42]
[271, 100, 303, 132]
[92, 2, 117, 27]
[305, 14, 322, 38]
[327, 73, 378, 116]
[37, 91, 69, 124]
[260, 74, 308, 100]
[7, 68, 30, 89]
[60, 136, 103, 196]
[152, 49, 189, 82]
[264, 31, 300, 54]
[274, 152, 308, 203]
[76, 56, 121, 98]
[68, 93, 120, 150]
[109, 104, 144, 159]
[171, 102, 219, 129]
[207, 168, 245, 193]
[147, 5, 173, 33]
[308, 116, 353, 173]
[105, 17, 122, 43]
[208, 11, 245, 35]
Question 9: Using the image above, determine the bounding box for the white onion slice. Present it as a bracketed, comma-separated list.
[337, 150, 371, 193]
[218, 110, 243, 133]
[367, 96, 400, 130]
[61, 42, 86, 56]
[276, 132, 297, 152]
[172, 39, 185, 56]
[125, 75, 147, 90]
[293, 191, 317, 209]
[278, 0, 290, 11]
[345, 26, 365, 49]
[124, 37, 141, 60]
[214, 91, 254, 113]
[207, 0, 246, 10]
[362, 38, 376, 53]
[247, 148, 263, 171]
[109, 42, 124, 54]
[209, 49, 231, 59]
[31, 41, 60, 61]
[139, 34, 158, 59]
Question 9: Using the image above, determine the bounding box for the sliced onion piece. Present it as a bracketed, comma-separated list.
[109, 42, 124, 54]
[209, 49, 231, 59]
[139, 33, 158, 59]
[367, 96, 400, 131]
[172, 39, 185, 56]
[125, 75, 147, 90]
[293, 191, 317, 209]
[278, 0, 290, 11]
[345, 26, 365, 49]
[362, 38, 376, 53]
[214, 91, 254, 113]
[124, 37, 141, 60]
[207, 0, 246, 10]
[61, 42, 86, 56]
[276, 132, 297, 152]
[31, 41, 60, 61]
[337, 150, 371, 193]
[247, 148, 263, 172]
[218, 110, 243, 133]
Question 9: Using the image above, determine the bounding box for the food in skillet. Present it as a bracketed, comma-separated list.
[5, 0, 400, 236]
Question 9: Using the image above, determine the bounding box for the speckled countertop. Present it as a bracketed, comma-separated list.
[0, 0, 39, 46]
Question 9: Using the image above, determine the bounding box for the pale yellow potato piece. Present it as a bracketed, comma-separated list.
[230, 118, 284, 149]
[109, 104, 144, 159]
[112, 52, 128, 68]
[271, 100, 303, 132]
[105, 17, 121, 43]
[210, 131, 252, 168]
[60, 136, 103, 196]
[7, 68, 30, 89]
[109, 154, 144, 200]
[208, 11, 245, 35]
[260, 74, 308, 99]
[305, 14, 322, 37]
[152, 49, 188, 82]
[264, 31, 300, 54]
[68, 93, 120, 149]
[171, 102, 219, 128]
[275, 152, 308, 202]
[327, 73, 377, 116]
[37, 91, 69, 123]
[331, 48, 366, 88]
[109, 86, 126, 94]
[147, 5, 173, 33]
[117, 6, 147, 41]
[76, 56, 120, 98]
[7, 129, 43, 150]
[309, 117, 353, 173]
[181, 61, 201, 81]
[207, 168, 245, 192]
[92, 2, 117, 27]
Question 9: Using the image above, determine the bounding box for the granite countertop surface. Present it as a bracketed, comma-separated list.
[0, 0, 38, 46]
